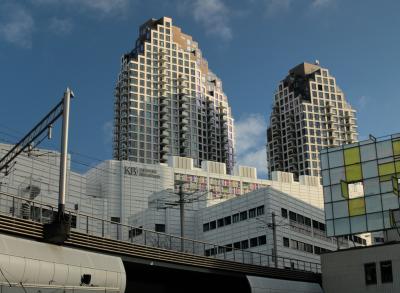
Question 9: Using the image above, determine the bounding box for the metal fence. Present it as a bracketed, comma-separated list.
[0, 191, 321, 273]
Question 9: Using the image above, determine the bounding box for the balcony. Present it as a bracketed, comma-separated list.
[160, 115, 170, 122]
[160, 130, 169, 138]
[160, 138, 170, 146]
[180, 110, 189, 117]
[179, 103, 189, 110]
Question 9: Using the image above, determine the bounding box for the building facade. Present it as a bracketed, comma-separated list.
[130, 175, 366, 267]
[267, 62, 358, 179]
[113, 17, 235, 173]
[321, 242, 399, 293]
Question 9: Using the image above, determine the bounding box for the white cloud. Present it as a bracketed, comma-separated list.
[192, 0, 232, 41]
[31, 0, 130, 15]
[356, 95, 368, 110]
[49, 17, 73, 35]
[264, 0, 292, 16]
[311, 0, 332, 8]
[235, 113, 267, 177]
[102, 120, 113, 146]
[0, 4, 34, 48]
[263, 0, 333, 16]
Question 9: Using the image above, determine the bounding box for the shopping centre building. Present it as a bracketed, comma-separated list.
[0, 143, 364, 266]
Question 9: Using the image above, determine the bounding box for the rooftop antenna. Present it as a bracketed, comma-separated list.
[315, 60, 320, 65]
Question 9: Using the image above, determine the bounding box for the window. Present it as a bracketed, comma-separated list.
[240, 211, 248, 221]
[380, 261, 393, 283]
[364, 263, 377, 285]
[281, 208, 288, 218]
[258, 235, 267, 246]
[224, 216, 231, 225]
[203, 223, 210, 232]
[129, 226, 143, 238]
[232, 213, 239, 223]
[233, 242, 240, 249]
[249, 208, 256, 218]
[155, 224, 165, 232]
[289, 211, 297, 221]
[283, 237, 290, 247]
[111, 217, 120, 223]
[217, 218, 224, 228]
[250, 237, 258, 247]
[241, 240, 249, 249]
[210, 221, 216, 230]
[256, 205, 265, 216]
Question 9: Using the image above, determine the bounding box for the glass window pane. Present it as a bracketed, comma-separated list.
[365, 195, 382, 213]
[344, 147, 360, 165]
[362, 160, 378, 179]
[367, 212, 383, 231]
[349, 198, 365, 216]
[328, 149, 344, 168]
[377, 140, 393, 159]
[345, 164, 363, 182]
[334, 218, 350, 235]
[393, 140, 400, 156]
[364, 263, 377, 285]
[333, 201, 348, 218]
[360, 143, 376, 161]
[380, 261, 393, 283]
[350, 215, 367, 234]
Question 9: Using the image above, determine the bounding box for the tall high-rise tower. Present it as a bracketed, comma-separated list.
[113, 17, 235, 173]
[266, 62, 358, 179]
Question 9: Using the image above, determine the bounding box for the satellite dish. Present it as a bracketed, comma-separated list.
[315, 60, 320, 65]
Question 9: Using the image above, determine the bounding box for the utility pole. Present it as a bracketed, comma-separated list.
[58, 88, 72, 216]
[44, 88, 74, 244]
[178, 183, 185, 252]
[272, 212, 277, 268]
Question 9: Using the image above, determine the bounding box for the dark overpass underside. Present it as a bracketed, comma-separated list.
[124, 260, 251, 293]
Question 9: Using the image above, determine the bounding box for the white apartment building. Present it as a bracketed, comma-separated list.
[114, 17, 235, 173]
[130, 171, 367, 266]
[267, 61, 358, 179]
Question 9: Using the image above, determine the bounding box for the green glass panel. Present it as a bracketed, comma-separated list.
[379, 162, 395, 181]
[393, 140, 400, 156]
[395, 161, 400, 172]
[344, 147, 360, 165]
[345, 164, 363, 182]
[341, 181, 349, 199]
[393, 176, 399, 196]
[349, 198, 365, 216]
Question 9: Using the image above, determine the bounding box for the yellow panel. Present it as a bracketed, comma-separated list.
[395, 161, 400, 172]
[341, 181, 349, 199]
[393, 176, 399, 196]
[379, 162, 395, 181]
[345, 164, 363, 182]
[349, 198, 365, 216]
[393, 140, 400, 156]
[344, 147, 360, 165]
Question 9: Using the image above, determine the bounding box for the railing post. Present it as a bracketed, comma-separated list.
[12, 197, 15, 217]
[102, 220, 104, 237]
[157, 232, 160, 248]
[169, 234, 172, 250]
[86, 215, 89, 234]
[144, 230, 147, 246]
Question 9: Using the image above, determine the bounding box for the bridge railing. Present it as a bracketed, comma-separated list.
[0, 191, 321, 273]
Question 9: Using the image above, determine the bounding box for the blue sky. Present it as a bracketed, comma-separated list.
[0, 0, 399, 177]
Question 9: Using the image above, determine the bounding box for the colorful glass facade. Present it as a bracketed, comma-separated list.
[320, 134, 400, 236]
